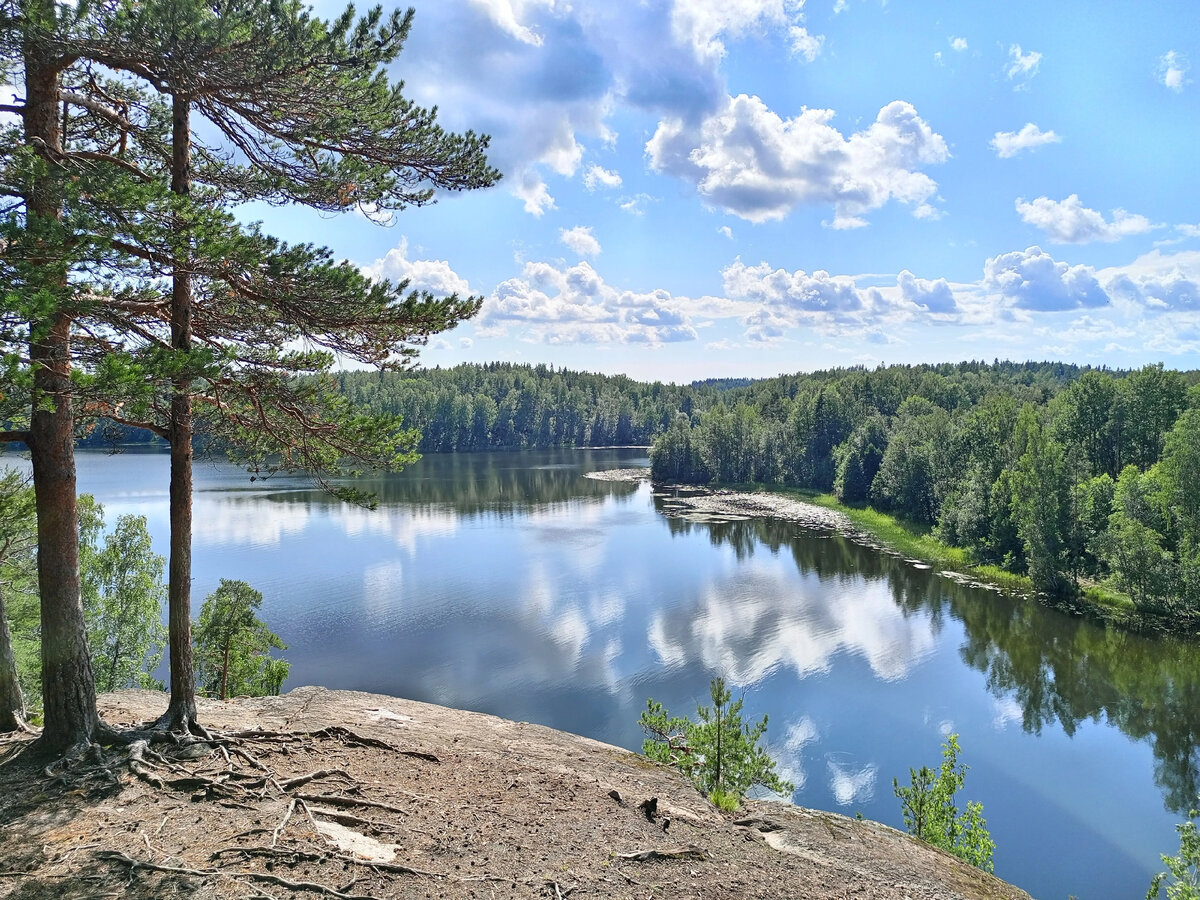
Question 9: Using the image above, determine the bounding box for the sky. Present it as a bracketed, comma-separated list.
[259, 0, 1200, 383]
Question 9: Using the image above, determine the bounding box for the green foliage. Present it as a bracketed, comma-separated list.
[78, 501, 167, 692]
[640, 677, 792, 808]
[893, 734, 995, 872]
[1148, 807, 1200, 900]
[194, 580, 289, 700]
[0, 468, 38, 725]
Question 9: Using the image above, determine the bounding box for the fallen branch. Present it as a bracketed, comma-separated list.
[614, 846, 710, 862]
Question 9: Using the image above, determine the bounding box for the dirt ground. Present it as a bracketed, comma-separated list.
[0, 687, 1031, 900]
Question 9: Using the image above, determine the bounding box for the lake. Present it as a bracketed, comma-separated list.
[9, 445, 1200, 899]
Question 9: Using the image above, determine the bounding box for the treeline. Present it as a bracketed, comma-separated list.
[650, 361, 1200, 618]
[334, 362, 717, 451]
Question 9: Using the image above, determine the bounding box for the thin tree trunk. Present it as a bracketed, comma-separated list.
[158, 92, 199, 732]
[25, 36, 100, 755]
[0, 582, 30, 733]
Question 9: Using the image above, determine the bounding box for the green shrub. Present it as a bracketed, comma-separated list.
[639, 677, 792, 809]
[893, 733, 995, 872]
[1148, 807, 1200, 900]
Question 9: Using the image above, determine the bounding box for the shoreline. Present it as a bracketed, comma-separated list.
[587, 467, 1200, 635]
[586, 467, 1011, 596]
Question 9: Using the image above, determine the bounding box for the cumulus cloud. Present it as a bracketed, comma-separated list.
[670, 0, 823, 62]
[513, 169, 557, 216]
[394, 1, 828, 217]
[1005, 44, 1041, 85]
[949, 36, 968, 52]
[718, 225, 734, 239]
[990, 123, 1061, 158]
[361, 237, 473, 296]
[647, 95, 949, 225]
[1159, 50, 1189, 92]
[478, 259, 700, 344]
[897, 270, 957, 313]
[1101, 250, 1200, 311]
[559, 225, 602, 257]
[1015, 194, 1156, 243]
[583, 163, 622, 191]
[983, 246, 1109, 310]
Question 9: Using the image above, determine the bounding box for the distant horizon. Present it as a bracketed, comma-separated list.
[392, 354, 1196, 388]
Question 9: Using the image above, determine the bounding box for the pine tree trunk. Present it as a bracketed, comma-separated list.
[25, 37, 100, 755]
[0, 582, 29, 733]
[159, 93, 199, 732]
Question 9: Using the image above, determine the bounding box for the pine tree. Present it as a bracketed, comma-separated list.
[1, 0, 499, 751]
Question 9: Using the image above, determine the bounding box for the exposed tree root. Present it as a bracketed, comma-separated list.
[212, 844, 448, 879]
[291, 792, 414, 815]
[97, 849, 380, 899]
[614, 845, 710, 861]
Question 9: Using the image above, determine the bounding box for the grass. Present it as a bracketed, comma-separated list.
[728, 482, 1150, 624]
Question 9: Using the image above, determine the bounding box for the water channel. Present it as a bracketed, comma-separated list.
[11, 446, 1200, 899]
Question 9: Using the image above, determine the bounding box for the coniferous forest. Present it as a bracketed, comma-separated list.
[335, 359, 1200, 622]
[81, 357, 1200, 622]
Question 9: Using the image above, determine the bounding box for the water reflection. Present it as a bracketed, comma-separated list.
[686, 508, 1200, 816]
[49, 447, 1200, 895]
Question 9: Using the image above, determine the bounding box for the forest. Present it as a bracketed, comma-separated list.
[74, 357, 1200, 622]
[332, 359, 1200, 622]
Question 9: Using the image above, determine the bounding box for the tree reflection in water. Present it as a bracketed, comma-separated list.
[658, 498, 1200, 815]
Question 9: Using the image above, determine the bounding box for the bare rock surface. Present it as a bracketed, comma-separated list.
[0, 687, 1031, 899]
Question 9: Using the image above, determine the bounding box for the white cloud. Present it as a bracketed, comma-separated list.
[897, 270, 957, 313]
[990, 123, 1061, 158]
[559, 225, 602, 257]
[949, 36, 967, 52]
[513, 169, 556, 216]
[983, 246, 1109, 311]
[361, 237, 473, 296]
[395, 1, 828, 218]
[583, 163, 622, 191]
[1159, 50, 1189, 92]
[1016, 195, 1156, 243]
[647, 95, 949, 224]
[718, 225, 734, 239]
[1102, 250, 1200, 311]
[1005, 44, 1042, 85]
[459, 337, 475, 349]
[619, 193, 654, 216]
[670, 0, 823, 62]
[467, 0, 549, 46]
[478, 258, 700, 344]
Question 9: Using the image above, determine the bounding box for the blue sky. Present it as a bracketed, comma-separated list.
[266, 0, 1200, 383]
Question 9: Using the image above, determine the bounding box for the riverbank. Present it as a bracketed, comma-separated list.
[0, 688, 1031, 900]
[591, 468, 1184, 635]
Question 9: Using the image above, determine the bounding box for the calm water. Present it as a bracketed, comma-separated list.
[10, 446, 1200, 899]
